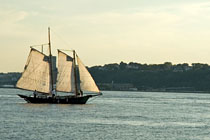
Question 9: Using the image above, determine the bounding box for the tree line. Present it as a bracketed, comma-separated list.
[1, 62, 210, 92]
[88, 62, 210, 92]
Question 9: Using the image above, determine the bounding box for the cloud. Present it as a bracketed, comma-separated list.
[59, 1, 210, 38]
[0, 9, 28, 36]
[1, 0, 210, 72]
[0, 9, 28, 24]
[179, 2, 210, 16]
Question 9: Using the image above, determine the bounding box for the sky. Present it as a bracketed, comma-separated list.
[1, 0, 210, 72]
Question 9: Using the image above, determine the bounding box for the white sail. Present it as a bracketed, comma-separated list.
[56, 51, 75, 92]
[16, 48, 51, 93]
[76, 55, 100, 93]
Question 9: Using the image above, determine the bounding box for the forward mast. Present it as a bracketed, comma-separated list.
[48, 27, 54, 94]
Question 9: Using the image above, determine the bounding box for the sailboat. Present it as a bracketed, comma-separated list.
[17, 28, 102, 104]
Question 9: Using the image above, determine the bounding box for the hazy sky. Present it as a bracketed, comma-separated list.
[1, 0, 210, 72]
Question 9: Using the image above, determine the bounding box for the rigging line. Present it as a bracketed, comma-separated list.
[30, 43, 49, 47]
[31, 44, 50, 55]
[50, 28, 74, 50]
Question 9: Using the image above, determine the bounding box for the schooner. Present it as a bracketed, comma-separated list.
[17, 28, 102, 104]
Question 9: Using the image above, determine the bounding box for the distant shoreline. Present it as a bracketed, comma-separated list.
[103, 90, 210, 94]
[1, 86, 210, 94]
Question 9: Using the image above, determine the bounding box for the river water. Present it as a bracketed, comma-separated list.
[1, 88, 210, 140]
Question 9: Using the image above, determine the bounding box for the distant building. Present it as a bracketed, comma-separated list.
[97, 83, 138, 91]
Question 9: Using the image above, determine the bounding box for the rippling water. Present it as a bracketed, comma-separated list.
[1, 88, 210, 140]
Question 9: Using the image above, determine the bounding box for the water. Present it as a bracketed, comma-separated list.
[1, 89, 210, 140]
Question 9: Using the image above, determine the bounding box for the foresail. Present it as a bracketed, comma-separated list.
[56, 51, 74, 92]
[77, 55, 100, 93]
[16, 48, 51, 93]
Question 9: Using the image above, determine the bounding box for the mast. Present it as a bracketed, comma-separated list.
[73, 50, 79, 96]
[48, 27, 54, 93]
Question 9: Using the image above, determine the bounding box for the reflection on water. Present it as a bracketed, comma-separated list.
[20, 102, 96, 107]
[21, 103, 51, 108]
[1, 88, 210, 140]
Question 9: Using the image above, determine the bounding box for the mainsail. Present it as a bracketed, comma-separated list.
[76, 55, 100, 93]
[16, 48, 51, 93]
[56, 50, 75, 92]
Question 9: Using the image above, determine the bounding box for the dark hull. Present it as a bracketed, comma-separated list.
[18, 94, 94, 104]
